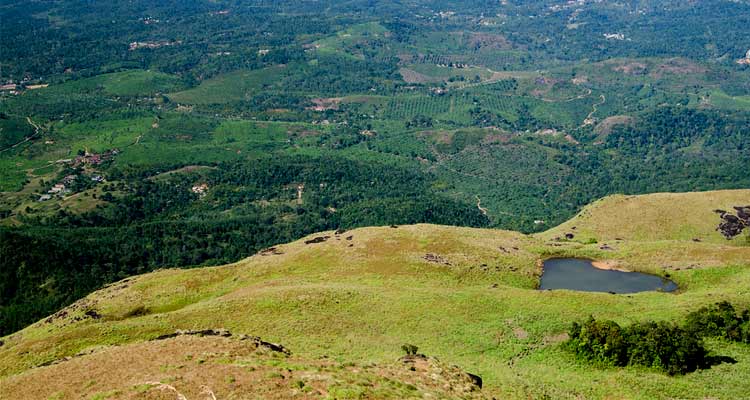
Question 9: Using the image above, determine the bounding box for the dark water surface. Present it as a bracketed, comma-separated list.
[539, 258, 677, 294]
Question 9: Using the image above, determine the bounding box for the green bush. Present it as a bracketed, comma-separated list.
[401, 344, 419, 356]
[567, 317, 709, 375]
[684, 301, 750, 343]
[568, 318, 628, 366]
[625, 321, 708, 375]
[567, 302, 750, 374]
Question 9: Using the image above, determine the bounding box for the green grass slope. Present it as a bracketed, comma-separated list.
[540, 189, 750, 244]
[1, 190, 749, 399]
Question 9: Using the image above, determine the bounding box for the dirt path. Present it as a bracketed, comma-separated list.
[0, 117, 43, 154]
[475, 195, 488, 216]
[539, 87, 592, 103]
[451, 68, 532, 91]
[140, 382, 188, 400]
[296, 183, 304, 205]
[453, 75, 512, 91]
[26, 117, 42, 133]
[581, 94, 606, 126]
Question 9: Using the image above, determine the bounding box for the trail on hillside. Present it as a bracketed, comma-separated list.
[581, 94, 606, 127]
[296, 183, 305, 205]
[452, 68, 531, 91]
[0, 117, 43, 154]
[476, 195, 488, 216]
[539, 87, 592, 103]
[141, 381, 188, 400]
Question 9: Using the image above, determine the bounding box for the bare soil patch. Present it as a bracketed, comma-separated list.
[466, 32, 512, 50]
[651, 58, 707, 77]
[591, 260, 630, 272]
[399, 67, 438, 84]
[308, 97, 343, 111]
[612, 62, 648, 75]
[594, 115, 634, 136]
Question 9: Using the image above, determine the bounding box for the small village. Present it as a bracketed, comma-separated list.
[38, 149, 118, 202]
[0, 77, 49, 95]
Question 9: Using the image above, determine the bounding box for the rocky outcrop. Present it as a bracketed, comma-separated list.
[304, 235, 330, 244]
[399, 354, 483, 393]
[154, 329, 291, 355]
[259, 246, 283, 256]
[716, 206, 750, 239]
[423, 253, 452, 266]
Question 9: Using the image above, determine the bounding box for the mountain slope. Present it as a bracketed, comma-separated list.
[1, 189, 749, 399]
[541, 189, 750, 244]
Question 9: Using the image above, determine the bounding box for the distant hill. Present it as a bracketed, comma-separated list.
[541, 189, 750, 244]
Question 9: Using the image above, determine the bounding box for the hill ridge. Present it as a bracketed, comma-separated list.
[1, 189, 749, 399]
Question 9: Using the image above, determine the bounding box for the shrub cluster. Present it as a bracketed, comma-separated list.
[684, 301, 750, 343]
[566, 302, 749, 375]
[567, 318, 708, 375]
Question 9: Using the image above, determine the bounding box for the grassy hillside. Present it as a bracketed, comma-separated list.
[1, 189, 749, 399]
[541, 189, 750, 244]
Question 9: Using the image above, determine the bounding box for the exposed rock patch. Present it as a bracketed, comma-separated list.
[399, 354, 483, 393]
[154, 328, 232, 340]
[305, 235, 330, 244]
[259, 246, 283, 256]
[43, 299, 101, 326]
[423, 253, 452, 266]
[154, 329, 291, 355]
[594, 115, 634, 136]
[716, 206, 750, 239]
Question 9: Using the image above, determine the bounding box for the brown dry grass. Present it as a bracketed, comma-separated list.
[651, 58, 707, 77]
[1, 335, 487, 399]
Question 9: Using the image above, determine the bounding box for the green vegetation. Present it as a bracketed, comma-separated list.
[1, 4, 750, 393]
[1, 190, 750, 399]
[685, 302, 750, 344]
[567, 317, 712, 375]
[0, 154, 488, 335]
[566, 301, 750, 376]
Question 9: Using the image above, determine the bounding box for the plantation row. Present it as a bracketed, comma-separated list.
[384, 92, 524, 121]
[406, 52, 526, 70]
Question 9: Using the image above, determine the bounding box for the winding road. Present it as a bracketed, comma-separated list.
[476, 195, 488, 216]
[582, 94, 606, 127]
[0, 117, 43, 154]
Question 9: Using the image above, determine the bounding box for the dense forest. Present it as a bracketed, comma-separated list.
[0, 155, 490, 335]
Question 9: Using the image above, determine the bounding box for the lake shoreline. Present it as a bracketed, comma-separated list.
[590, 260, 631, 272]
